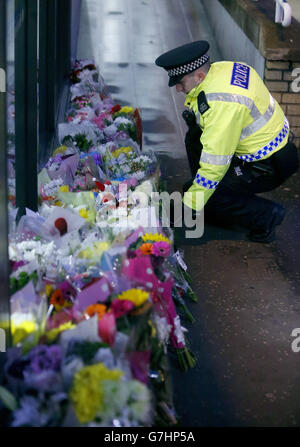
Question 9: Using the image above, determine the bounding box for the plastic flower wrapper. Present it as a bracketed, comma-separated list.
[40, 178, 64, 202]
[58, 121, 103, 149]
[45, 152, 80, 187]
[70, 77, 106, 102]
[69, 59, 97, 83]
[167, 249, 198, 304]
[103, 114, 138, 144]
[69, 155, 103, 193]
[107, 152, 157, 184]
[56, 189, 96, 208]
[42, 206, 86, 240]
[102, 145, 138, 179]
[147, 315, 177, 426]
[66, 107, 96, 125]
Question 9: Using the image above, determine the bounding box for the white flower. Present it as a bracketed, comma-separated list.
[114, 117, 132, 126]
[42, 178, 63, 197]
[62, 356, 85, 390]
[153, 314, 172, 347]
[103, 124, 118, 137]
[173, 315, 186, 345]
[133, 171, 145, 181]
[137, 155, 151, 163]
[121, 165, 130, 173]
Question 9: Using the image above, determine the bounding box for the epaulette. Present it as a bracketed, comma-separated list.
[197, 91, 210, 115]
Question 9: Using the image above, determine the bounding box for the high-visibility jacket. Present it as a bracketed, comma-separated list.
[182, 61, 289, 211]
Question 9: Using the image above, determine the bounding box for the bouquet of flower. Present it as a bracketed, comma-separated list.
[2, 58, 200, 427]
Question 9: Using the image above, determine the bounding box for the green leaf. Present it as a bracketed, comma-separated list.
[0, 386, 18, 412]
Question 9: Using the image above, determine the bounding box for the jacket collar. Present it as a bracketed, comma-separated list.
[184, 64, 213, 108]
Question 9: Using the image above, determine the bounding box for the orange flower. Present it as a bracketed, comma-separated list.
[50, 289, 66, 309]
[139, 243, 153, 255]
[84, 303, 107, 320]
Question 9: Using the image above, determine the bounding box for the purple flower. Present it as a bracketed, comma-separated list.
[115, 131, 128, 140]
[29, 345, 62, 374]
[12, 392, 67, 426]
[152, 241, 171, 258]
[90, 151, 102, 166]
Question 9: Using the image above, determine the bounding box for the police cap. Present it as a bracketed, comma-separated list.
[155, 40, 210, 87]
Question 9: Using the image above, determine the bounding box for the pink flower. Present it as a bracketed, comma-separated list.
[152, 241, 171, 257]
[98, 313, 116, 346]
[92, 112, 111, 130]
[110, 299, 134, 318]
[46, 309, 74, 330]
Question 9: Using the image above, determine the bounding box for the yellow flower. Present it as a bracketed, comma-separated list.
[54, 201, 63, 207]
[45, 284, 54, 298]
[59, 185, 69, 193]
[70, 363, 123, 424]
[11, 321, 36, 345]
[111, 146, 133, 158]
[117, 289, 149, 307]
[52, 145, 68, 156]
[46, 321, 76, 343]
[79, 208, 88, 219]
[119, 106, 134, 114]
[142, 232, 171, 244]
[77, 241, 109, 262]
[78, 207, 96, 223]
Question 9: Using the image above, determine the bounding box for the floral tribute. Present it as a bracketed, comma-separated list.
[1, 59, 198, 427]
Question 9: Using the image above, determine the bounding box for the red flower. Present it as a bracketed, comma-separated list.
[111, 104, 121, 114]
[95, 181, 105, 192]
[110, 299, 134, 318]
[54, 218, 68, 236]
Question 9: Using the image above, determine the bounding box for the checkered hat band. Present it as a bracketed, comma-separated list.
[237, 119, 289, 162]
[167, 54, 209, 77]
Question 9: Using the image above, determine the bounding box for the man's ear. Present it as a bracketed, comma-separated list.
[195, 70, 205, 83]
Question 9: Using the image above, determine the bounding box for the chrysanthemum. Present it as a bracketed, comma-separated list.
[69, 363, 123, 424]
[117, 289, 149, 307]
[142, 232, 171, 244]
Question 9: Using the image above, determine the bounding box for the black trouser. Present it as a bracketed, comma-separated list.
[184, 123, 299, 233]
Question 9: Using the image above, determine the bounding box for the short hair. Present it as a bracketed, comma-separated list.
[199, 60, 210, 75]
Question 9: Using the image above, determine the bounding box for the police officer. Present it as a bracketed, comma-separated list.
[155, 40, 299, 242]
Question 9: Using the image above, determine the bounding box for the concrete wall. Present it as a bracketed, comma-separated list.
[202, 0, 265, 78]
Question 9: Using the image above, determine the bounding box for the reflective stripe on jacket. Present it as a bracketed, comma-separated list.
[182, 61, 289, 211]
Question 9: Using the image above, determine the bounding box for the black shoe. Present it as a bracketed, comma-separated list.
[248, 205, 286, 243]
